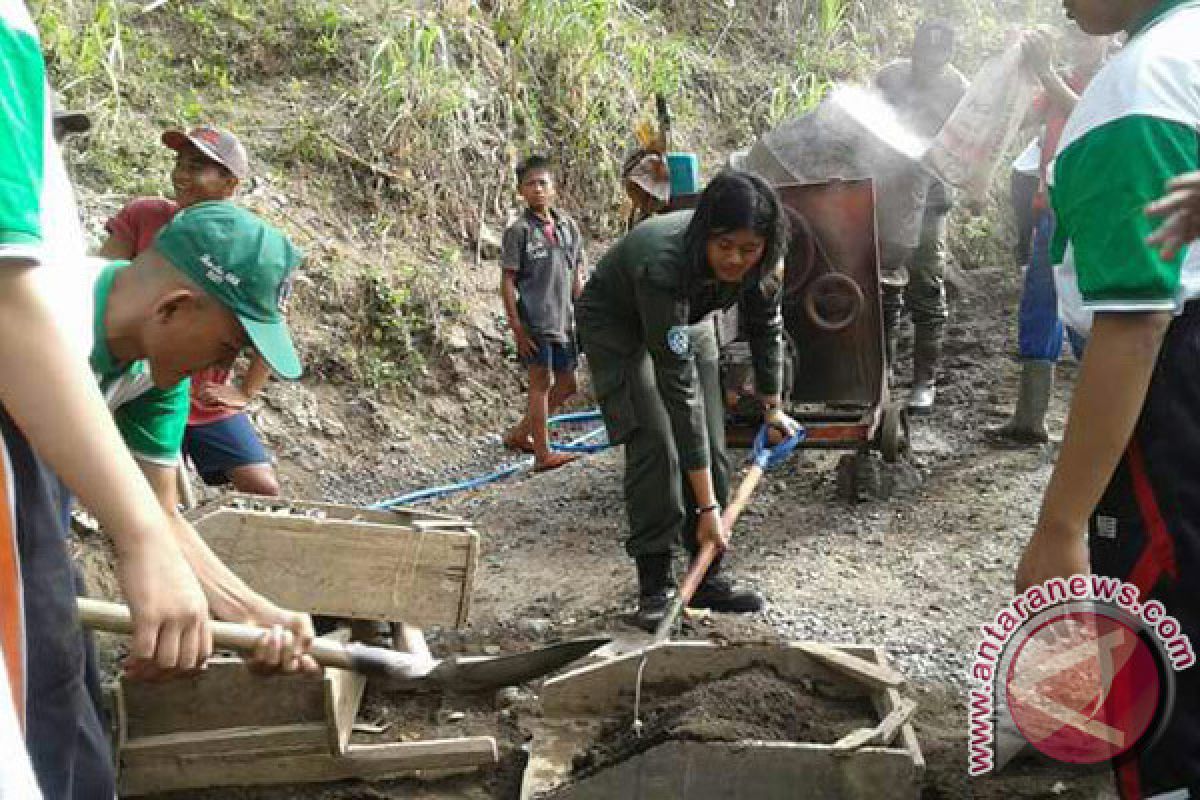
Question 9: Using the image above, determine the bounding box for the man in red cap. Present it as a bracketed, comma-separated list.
[98, 126, 282, 497]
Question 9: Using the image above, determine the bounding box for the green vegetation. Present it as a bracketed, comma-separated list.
[33, 0, 1061, 388]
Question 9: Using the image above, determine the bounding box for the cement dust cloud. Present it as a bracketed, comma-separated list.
[826, 84, 929, 163]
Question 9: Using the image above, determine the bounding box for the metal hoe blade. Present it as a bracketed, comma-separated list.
[408, 637, 611, 692]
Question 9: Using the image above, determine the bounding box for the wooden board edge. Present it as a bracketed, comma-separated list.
[341, 736, 499, 769]
[796, 643, 905, 691]
[118, 736, 499, 796]
[324, 663, 366, 755]
[458, 528, 480, 628]
[195, 511, 477, 626]
[870, 646, 925, 773]
[112, 679, 128, 785]
[542, 641, 896, 716]
[120, 722, 328, 762]
[526, 739, 918, 800]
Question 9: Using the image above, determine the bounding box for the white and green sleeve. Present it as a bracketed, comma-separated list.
[1, 1, 95, 358]
[0, 0, 46, 263]
[1049, 1, 1200, 334]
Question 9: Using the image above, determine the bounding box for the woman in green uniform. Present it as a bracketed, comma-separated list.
[577, 170, 801, 630]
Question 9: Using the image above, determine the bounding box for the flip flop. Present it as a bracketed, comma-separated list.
[533, 453, 578, 472]
[503, 432, 536, 454]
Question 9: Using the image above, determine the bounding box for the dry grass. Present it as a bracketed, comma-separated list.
[34, 0, 1058, 387]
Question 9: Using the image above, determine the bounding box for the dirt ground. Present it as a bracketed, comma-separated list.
[81, 253, 1130, 800]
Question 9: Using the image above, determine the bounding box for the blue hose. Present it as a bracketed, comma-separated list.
[369, 462, 527, 508]
[370, 409, 610, 509]
[546, 410, 604, 425]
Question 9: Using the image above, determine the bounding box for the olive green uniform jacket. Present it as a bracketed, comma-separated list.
[576, 211, 785, 556]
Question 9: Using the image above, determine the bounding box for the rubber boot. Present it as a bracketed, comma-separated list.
[908, 323, 943, 415]
[988, 360, 1053, 445]
[633, 553, 675, 632]
[688, 554, 764, 614]
[882, 288, 903, 388]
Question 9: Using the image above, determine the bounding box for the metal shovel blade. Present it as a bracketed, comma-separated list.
[408, 636, 611, 692]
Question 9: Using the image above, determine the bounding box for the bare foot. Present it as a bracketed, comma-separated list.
[503, 429, 535, 453]
[533, 452, 578, 472]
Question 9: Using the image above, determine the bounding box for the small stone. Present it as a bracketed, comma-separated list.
[495, 686, 523, 710]
[436, 710, 466, 725]
[483, 645, 501, 656]
[517, 618, 552, 637]
[444, 327, 471, 351]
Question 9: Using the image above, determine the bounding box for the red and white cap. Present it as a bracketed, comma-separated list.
[162, 125, 250, 180]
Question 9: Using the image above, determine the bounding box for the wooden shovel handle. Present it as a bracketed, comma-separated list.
[76, 597, 355, 670]
[680, 463, 767, 606]
[722, 464, 765, 532]
[649, 463, 769, 644]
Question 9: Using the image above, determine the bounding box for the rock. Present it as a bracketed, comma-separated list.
[483, 644, 501, 656]
[517, 617, 552, 637]
[494, 686, 524, 710]
[436, 710, 466, 725]
[320, 416, 347, 437]
[443, 325, 472, 352]
[475, 223, 503, 260]
[835, 451, 923, 503]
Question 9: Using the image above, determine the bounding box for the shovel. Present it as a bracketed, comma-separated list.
[650, 424, 805, 646]
[78, 597, 609, 692]
[628, 424, 805, 734]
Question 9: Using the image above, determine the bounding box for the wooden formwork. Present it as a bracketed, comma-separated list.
[116, 499, 491, 795]
[187, 496, 479, 627]
[521, 641, 924, 800]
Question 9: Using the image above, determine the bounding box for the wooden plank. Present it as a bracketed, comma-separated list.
[542, 642, 873, 716]
[120, 656, 327, 737]
[342, 738, 498, 769]
[832, 699, 918, 753]
[197, 494, 470, 527]
[871, 647, 926, 773]
[795, 643, 906, 690]
[555, 740, 919, 800]
[119, 736, 499, 795]
[191, 508, 477, 626]
[520, 720, 604, 800]
[324, 661, 366, 755]
[112, 681, 128, 756]
[121, 722, 327, 762]
[411, 518, 474, 532]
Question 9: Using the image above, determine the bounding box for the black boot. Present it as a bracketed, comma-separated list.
[688, 556, 764, 613]
[908, 322, 944, 415]
[882, 286, 903, 387]
[634, 553, 675, 632]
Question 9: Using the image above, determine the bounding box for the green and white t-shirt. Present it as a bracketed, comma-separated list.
[88, 263, 191, 467]
[2, 2, 185, 466]
[0, 0, 92, 358]
[1050, 0, 1200, 335]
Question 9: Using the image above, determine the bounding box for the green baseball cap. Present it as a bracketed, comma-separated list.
[154, 201, 304, 379]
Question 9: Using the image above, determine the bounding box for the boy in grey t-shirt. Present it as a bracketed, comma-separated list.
[500, 155, 585, 471]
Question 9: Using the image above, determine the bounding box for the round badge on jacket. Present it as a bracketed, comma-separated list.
[667, 325, 690, 357]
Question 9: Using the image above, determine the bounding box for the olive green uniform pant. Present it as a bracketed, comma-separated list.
[588, 321, 730, 558]
[882, 206, 950, 338]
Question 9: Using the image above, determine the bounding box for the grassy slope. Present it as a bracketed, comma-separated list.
[35, 0, 1059, 393]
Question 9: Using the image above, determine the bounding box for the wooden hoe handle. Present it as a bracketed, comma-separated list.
[76, 596, 356, 670]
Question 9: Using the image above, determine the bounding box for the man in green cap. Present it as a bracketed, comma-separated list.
[87, 200, 312, 671]
[12, 188, 317, 796]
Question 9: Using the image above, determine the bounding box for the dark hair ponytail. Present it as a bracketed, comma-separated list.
[684, 169, 789, 284]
